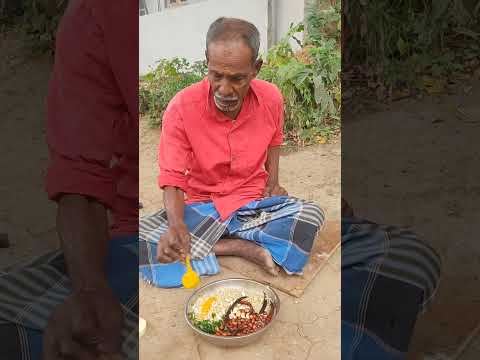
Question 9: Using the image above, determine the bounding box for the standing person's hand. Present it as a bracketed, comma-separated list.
[43, 285, 124, 360]
[157, 223, 191, 263]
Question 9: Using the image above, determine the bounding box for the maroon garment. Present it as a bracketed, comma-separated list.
[46, 0, 138, 236]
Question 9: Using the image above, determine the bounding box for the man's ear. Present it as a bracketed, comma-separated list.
[205, 50, 209, 64]
[253, 59, 263, 77]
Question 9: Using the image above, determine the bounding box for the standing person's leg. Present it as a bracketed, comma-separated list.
[341, 216, 441, 359]
[0, 235, 139, 360]
[0, 324, 48, 360]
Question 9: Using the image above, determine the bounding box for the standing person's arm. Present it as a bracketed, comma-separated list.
[57, 195, 109, 292]
[156, 106, 193, 263]
[44, 195, 123, 360]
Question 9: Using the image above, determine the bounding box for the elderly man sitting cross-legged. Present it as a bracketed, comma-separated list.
[139, 18, 325, 285]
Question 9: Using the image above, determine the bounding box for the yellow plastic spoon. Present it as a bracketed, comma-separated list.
[182, 255, 200, 289]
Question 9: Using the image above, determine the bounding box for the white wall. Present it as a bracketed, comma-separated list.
[274, 0, 305, 47]
[143, 0, 161, 14]
[139, 0, 269, 74]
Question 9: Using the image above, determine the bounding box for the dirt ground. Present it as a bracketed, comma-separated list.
[139, 118, 341, 360]
[0, 29, 58, 269]
[342, 79, 480, 359]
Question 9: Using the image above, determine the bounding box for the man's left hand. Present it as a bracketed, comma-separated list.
[264, 183, 288, 197]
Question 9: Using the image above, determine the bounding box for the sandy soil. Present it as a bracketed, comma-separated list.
[0, 29, 58, 269]
[343, 79, 480, 359]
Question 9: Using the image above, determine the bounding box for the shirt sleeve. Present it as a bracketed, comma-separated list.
[45, 0, 123, 208]
[157, 105, 192, 192]
[269, 94, 285, 147]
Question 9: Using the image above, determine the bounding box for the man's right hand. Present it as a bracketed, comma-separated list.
[157, 223, 191, 263]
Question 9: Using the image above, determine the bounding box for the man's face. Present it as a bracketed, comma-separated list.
[206, 40, 261, 118]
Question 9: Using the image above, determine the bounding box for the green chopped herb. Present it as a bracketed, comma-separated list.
[188, 312, 222, 334]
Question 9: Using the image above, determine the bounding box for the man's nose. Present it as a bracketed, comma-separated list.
[217, 79, 233, 97]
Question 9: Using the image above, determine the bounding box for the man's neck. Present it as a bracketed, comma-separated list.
[225, 108, 241, 120]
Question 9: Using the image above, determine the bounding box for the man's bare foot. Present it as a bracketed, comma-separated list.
[213, 238, 280, 276]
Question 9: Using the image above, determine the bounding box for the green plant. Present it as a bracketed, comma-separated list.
[305, 0, 341, 46]
[258, 3, 341, 144]
[139, 58, 207, 127]
[343, 0, 480, 92]
[140, 3, 341, 145]
[21, 0, 68, 52]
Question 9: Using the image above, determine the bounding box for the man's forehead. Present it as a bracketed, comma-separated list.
[207, 63, 251, 76]
[207, 40, 253, 62]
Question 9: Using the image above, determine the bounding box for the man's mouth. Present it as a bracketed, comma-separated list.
[214, 94, 239, 109]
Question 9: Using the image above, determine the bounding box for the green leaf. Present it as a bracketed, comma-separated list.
[432, 0, 451, 22]
[431, 64, 443, 77]
[293, 69, 312, 87]
[313, 75, 332, 110]
[32, 13, 47, 32]
[397, 37, 407, 56]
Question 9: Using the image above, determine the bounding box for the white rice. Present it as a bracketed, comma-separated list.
[190, 287, 270, 320]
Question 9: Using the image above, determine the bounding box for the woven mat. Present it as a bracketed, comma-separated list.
[218, 220, 340, 297]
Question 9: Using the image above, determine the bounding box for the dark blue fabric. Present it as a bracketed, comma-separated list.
[341, 217, 441, 359]
[342, 322, 404, 360]
[0, 235, 139, 360]
[139, 197, 324, 288]
[106, 234, 139, 304]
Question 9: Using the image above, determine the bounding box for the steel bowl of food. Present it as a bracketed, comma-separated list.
[184, 278, 280, 347]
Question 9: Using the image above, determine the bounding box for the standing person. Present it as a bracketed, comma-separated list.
[0, 1, 139, 359]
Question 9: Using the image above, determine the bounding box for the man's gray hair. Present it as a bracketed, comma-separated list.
[206, 17, 261, 62]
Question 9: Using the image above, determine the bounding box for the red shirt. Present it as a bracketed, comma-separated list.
[46, 0, 138, 236]
[158, 78, 284, 221]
